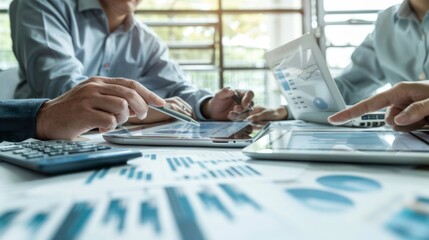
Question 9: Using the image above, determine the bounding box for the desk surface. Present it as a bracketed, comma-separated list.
[1, 122, 429, 240]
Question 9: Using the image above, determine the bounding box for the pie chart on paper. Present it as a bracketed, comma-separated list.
[317, 175, 382, 192]
[286, 188, 354, 213]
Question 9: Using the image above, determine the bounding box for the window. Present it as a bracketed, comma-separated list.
[137, 0, 308, 106]
[0, 0, 12, 70]
[0, 0, 407, 104]
[314, 0, 403, 75]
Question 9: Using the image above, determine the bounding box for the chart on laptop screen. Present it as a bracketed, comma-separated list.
[273, 48, 338, 114]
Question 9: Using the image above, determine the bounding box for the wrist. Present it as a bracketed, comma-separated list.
[35, 101, 51, 140]
[280, 105, 288, 120]
[201, 97, 213, 119]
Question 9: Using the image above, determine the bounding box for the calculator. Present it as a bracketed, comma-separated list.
[0, 141, 142, 175]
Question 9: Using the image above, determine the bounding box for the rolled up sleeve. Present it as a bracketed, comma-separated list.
[0, 99, 48, 142]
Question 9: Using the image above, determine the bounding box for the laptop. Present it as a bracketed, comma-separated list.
[242, 126, 429, 164]
[265, 33, 385, 127]
[103, 121, 270, 148]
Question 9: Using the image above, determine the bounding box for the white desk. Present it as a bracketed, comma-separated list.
[1, 127, 429, 240]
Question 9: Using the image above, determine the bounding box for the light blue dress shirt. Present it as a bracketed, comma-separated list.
[335, 0, 429, 104]
[10, 0, 212, 119]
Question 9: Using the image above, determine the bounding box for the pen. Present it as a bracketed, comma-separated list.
[232, 90, 254, 113]
[148, 105, 201, 126]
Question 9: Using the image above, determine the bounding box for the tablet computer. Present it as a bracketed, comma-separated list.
[104, 121, 270, 148]
[242, 128, 429, 164]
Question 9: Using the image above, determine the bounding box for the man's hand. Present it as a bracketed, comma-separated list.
[128, 96, 195, 124]
[244, 106, 288, 122]
[202, 88, 254, 121]
[36, 77, 165, 140]
[328, 81, 429, 131]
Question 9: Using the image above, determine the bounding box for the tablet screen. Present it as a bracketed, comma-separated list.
[267, 130, 429, 152]
[108, 121, 262, 140]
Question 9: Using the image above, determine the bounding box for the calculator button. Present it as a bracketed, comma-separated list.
[26, 154, 44, 159]
[48, 152, 64, 156]
[97, 146, 111, 150]
[68, 149, 96, 154]
[1, 146, 22, 152]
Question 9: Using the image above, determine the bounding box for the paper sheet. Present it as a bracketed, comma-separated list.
[2, 175, 429, 240]
[2, 149, 307, 196]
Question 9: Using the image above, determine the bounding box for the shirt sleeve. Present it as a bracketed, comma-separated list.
[10, 0, 88, 98]
[0, 99, 48, 142]
[137, 33, 213, 120]
[334, 31, 387, 105]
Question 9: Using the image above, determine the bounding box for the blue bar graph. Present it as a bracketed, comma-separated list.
[225, 169, 235, 177]
[27, 212, 49, 233]
[128, 167, 136, 179]
[140, 201, 161, 234]
[230, 167, 243, 176]
[146, 173, 153, 181]
[208, 170, 217, 178]
[86, 167, 152, 184]
[186, 157, 194, 164]
[173, 158, 181, 167]
[167, 158, 177, 172]
[217, 170, 226, 177]
[237, 166, 251, 175]
[386, 196, 429, 240]
[137, 171, 143, 180]
[85, 169, 100, 185]
[219, 184, 262, 211]
[52, 202, 94, 240]
[245, 166, 261, 176]
[143, 154, 157, 160]
[198, 190, 234, 220]
[98, 168, 109, 179]
[0, 209, 20, 236]
[180, 157, 190, 168]
[119, 168, 127, 176]
[165, 187, 205, 240]
[166, 155, 264, 181]
[103, 199, 127, 233]
[197, 162, 206, 169]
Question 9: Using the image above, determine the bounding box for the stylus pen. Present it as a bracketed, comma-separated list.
[232, 90, 254, 113]
[148, 105, 201, 126]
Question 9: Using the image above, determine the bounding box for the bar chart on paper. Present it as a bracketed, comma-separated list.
[78, 150, 306, 188]
[0, 183, 298, 240]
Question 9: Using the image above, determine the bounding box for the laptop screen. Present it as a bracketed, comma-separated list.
[272, 47, 340, 114]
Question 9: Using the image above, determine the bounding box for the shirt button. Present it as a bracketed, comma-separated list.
[419, 72, 426, 80]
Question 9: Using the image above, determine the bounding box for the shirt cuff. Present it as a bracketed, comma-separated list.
[195, 95, 213, 120]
